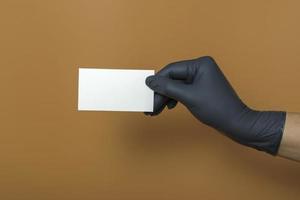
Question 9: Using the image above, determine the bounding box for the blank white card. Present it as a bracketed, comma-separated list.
[78, 68, 154, 112]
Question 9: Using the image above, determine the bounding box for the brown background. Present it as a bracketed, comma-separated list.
[1, 0, 300, 199]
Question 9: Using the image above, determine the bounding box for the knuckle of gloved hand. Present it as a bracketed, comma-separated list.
[199, 56, 215, 62]
[198, 56, 218, 72]
[198, 56, 216, 66]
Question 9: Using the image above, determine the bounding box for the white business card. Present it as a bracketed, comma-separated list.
[78, 68, 154, 112]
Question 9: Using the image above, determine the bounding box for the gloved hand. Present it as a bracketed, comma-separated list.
[145, 56, 286, 155]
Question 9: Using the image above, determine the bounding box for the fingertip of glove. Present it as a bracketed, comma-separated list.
[167, 100, 177, 109]
[167, 104, 176, 110]
[145, 75, 156, 87]
[144, 112, 153, 116]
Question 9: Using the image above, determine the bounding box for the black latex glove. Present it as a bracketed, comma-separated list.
[145, 56, 286, 155]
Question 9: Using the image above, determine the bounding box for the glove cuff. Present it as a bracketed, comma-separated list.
[244, 110, 287, 155]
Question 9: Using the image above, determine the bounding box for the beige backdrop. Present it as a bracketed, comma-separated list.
[1, 0, 300, 199]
